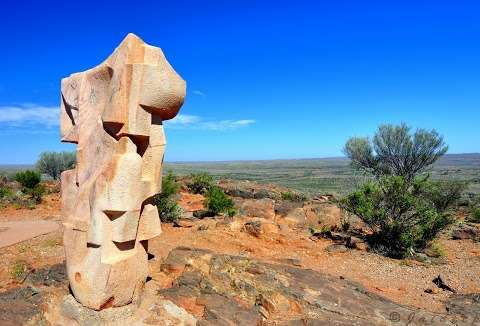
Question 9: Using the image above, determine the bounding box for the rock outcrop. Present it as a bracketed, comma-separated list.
[60, 33, 185, 310]
[156, 247, 476, 325]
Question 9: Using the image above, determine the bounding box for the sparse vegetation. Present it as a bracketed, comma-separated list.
[429, 241, 446, 258]
[204, 186, 236, 216]
[154, 171, 182, 223]
[281, 191, 307, 202]
[36, 151, 76, 180]
[0, 186, 13, 200]
[14, 170, 45, 203]
[341, 176, 461, 258]
[341, 124, 463, 258]
[187, 172, 214, 194]
[15, 170, 41, 189]
[11, 260, 28, 279]
[469, 196, 480, 223]
[344, 123, 448, 183]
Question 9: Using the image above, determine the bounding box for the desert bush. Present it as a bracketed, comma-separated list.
[14, 170, 44, 203]
[15, 170, 41, 189]
[188, 172, 214, 194]
[23, 184, 46, 203]
[341, 175, 458, 258]
[281, 191, 307, 202]
[344, 123, 447, 183]
[154, 171, 182, 223]
[156, 198, 182, 223]
[0, 186, 13, 200]
[36, 151, 76, 180]
[468, 195, 480, 223]
[341, 124, 462, 258]
[204, 186, 236, 216]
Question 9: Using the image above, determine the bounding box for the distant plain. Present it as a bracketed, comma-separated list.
[2, 154, 479, 196]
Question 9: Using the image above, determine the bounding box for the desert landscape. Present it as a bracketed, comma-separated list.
[1, 1, 480, 325]
[0, 155, 479, 324]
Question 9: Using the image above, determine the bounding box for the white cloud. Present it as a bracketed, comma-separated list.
[166, 114, 255, 131]
[0, 104, 59, 127]
[192, 90, 206, 97]
[0, 105, 255, 133]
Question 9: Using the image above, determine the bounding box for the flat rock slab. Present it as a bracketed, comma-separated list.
[0, 220, 59, 248]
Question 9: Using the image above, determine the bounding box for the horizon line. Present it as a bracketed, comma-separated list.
[0, 152, 478, 167]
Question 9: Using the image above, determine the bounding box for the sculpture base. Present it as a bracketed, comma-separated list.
[60, 295, 138, 325]
[59, 282, 197, 326]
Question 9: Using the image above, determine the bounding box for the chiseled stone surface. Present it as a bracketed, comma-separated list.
[60, 33, 185, 310]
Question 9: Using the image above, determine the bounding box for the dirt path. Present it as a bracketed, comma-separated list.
[0, 221, 60, 248]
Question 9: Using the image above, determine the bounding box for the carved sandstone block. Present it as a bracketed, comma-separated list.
[60, 33, 185, 310]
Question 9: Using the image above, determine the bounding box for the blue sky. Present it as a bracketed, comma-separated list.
[0, 1, 479, 163]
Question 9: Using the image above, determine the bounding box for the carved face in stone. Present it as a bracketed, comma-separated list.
[60, 34, 185, 310]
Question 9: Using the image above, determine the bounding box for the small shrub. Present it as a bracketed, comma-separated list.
[156, 198, 182, 223]
[281, 191, 307, 202]
[470, 207, 480, 223]
[188, 172, 214, 194]
[154, 171, 182, 223]
[429, 241, 446, 258]
[11, 261, 28, 279]
[340, 213, 351, 232]
[15, 170, 41, 189]
[468, 195, 480, 223]
[161, 171, 181, 198]
[204, 186, 236, 216]
[24, 184, 45, 203]
[0, 186, 13, 200]
[18, 244, 30, 253]
[341, 176, 458, 258]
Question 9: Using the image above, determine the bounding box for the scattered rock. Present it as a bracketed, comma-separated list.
[446, 293, 480, 317]
[0, 286, 43, 326]
[452, 224, 480, 241]
[27, 262, 67, 287]
[174, 219, 195, 228]
[217, 180, 280, 200]
[424, 287, 440, 294]
[193, 210, 215, 219]
[277, 258, 303, 267]
[432, 275, 456, 293]
[275, 201, 303, 217]
[313, 194, 334, 202]
[325, 243, 348, 253]
[197, 224, 209, 231]
[283, 207, 307, 224]
[238, 198, 276, 220]
[243, 221, 262, 237]
[242, 220, 279, 238]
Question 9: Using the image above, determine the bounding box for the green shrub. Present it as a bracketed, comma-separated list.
[23, 184, 46, 203]
[469, 196, 480, 223]
[470, 208, 480, 223]
[161, 170, 181, 198]
[341, 175, 458, 258]
[188, 172, 214, 194]
[15, 170, 41, 189]
[281, 191, 307, 202]
[156, 198, 182, 223]
[344, 123, 448, 183]
[204, 186, 236, 216]
[0, 186, 13, 200]
[154, 171, 182, 223]
[36, 151, 76, 180]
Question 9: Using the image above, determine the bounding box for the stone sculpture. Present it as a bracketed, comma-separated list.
[60, 33, 185, 310]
